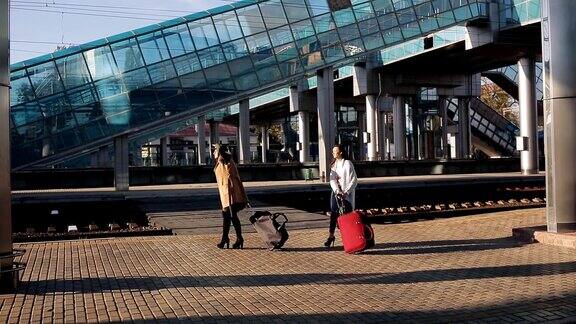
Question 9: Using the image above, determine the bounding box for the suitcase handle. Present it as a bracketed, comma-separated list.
[365, 225, 374, 241]
[272, 213, 288, 229]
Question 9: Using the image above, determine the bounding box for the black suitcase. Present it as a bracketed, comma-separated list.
[249, 211, 289, 250]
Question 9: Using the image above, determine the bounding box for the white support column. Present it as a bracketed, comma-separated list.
[518, 57, 539, 174]
[160, 137, 169, 166]
[457, 97, 471, 159]
[298, 111, 310, 163]
[0, 0, 15, 292]
[114, 135, 130, 192]
[366, 95, 378, 161]
[261, 126, 268, 163]
[317, 67, 335, 182]
[238, 99, 250, 164]
[393, 96, 407, 160]
[357, 110, 366, 161]
[209, 121, 220, 147]
[542, 0, 576, 232]
[439, 96, 450, 159]
[197, 115, 206, 165]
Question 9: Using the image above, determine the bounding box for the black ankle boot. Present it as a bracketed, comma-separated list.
[217, 237, 230, 249]
[232, 237, 244, 249]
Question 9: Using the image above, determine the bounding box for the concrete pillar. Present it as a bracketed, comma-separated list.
[439, 96, 450, 159]
[457, 97, 471, 159]
[393, 96, 407, 160]
[0, 0, 15, 292]
[209, 121, 220, 147]
[378, 111, 388, 160]
[357, 110, 365, 161]
[542, 0, 576, 232]
[261, 126, 268, 163]
[238, 99, 250, 164]
[197, 115, 206, 165]
[298, 111, 310, 163]
[518, 57, 539, 174]
[160, 137, 169, 166]
[317, 67, 335, 182]
[366, 95, 378, 161]
[114, 135, 129, 191]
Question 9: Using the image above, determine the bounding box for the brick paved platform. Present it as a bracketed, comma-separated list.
[2, 207, 576, 323]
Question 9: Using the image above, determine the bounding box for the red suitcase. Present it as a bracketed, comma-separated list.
[337, 210, 375, 254]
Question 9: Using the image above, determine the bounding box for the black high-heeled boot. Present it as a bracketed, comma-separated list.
[324, 236, 335, 247]
[231, 215, 244, 249]
[218, 214, 231, 249]
[232, 237, 244, 249]
[217, 237, 230, 249]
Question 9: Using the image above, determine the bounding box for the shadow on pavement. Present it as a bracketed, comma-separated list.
[21, 261, 576, 294]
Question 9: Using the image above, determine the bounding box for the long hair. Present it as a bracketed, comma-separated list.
[330, 144, 348, 168]
[214, 145, 232, 166]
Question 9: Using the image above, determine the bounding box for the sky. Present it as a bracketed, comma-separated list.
[10, 0, 229, 64]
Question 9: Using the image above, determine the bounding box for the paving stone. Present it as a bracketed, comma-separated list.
[1, 208, 575, 322]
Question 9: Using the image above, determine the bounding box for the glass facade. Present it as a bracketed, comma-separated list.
[10, 0, 498, 168]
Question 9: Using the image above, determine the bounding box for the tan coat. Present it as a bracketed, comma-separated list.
[214, 160, 247, 210]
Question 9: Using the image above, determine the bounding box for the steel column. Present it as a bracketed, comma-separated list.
[114, 135, 129, 191]
[317, 67, 335, 182]
[238, 99, 250, 164]
[197, 115, 206, 165]
[393, 96, 407, 160]
[298, 111, 310, 163]
[518, 57, 539, 174]
[366, 95, 378, 161]
[261, 126, 268, 163]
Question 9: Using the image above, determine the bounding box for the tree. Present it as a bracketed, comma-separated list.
[480, 78, 519, 125]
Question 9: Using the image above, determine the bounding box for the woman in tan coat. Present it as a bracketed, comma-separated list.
[213, 144, 248, 249]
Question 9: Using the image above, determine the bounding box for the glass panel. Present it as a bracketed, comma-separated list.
[229, 57, 254, 77]
[432, 0, 452, 13]
[383, 27, 403, 44]
[38, 94, 70, 117]
[73, 103, 102, 127]
[122, 67, 152, 91]
[27, 61, 64, 99]
[400, 21, 421, 38]
[338, 23, 360, 42]
[322, 44, 345, 63]
[213, 11, 243, 43]
[111, 38, 145, 73]
[52, 127, 83, 151]
[45, 111, 77, 134]
[333, 8, 357, 27]
[100, 93, 131, 126]
[296, 35, 321, 55]
[397, 7, 417, 24]
[306, 0, 330, 16]
[67, 85, 98, 108]
[372, 0, 395, 14]
[353, 2, 375, 21]
[342, 38, 365, 56]
[154, 78, 181, 98]
[363, 32, 385, 50]
[358, 17, 380, 36]
[269, 25, 294, 47]
[274, 42, 299, 62]
[260, 0, 289, 29]
[147, 61, 177, 85]
[283, 0, 310, 22]
[10, 69, 35, 106]
[233, 72, 260, 91]
[378, 12, 398, 29]
[94, 75, 126, 100]
[188, 18, 219, 50]
[292, 19, 316, 40]
[222, 38, 249, 61]
[301, 52, 324, 70]
[313, 13, 337, 33]
[138, 31, 171, 65]
[256, 65, 283, 84]
[163, 24, 195, 58]
[78, 118, 107, 140]
[317, 29, 341, 48]
[172, 53, 202, 76]
[393, 0, 412, 10]
[198, 46, 226, 69]
[55, 53, 91, 90]
[180, 71, 213, 107]
[11, 102, 43, 127]
[436, 10, 456, 26]
[83, 45, 118, 81]
[237, 5, 266, 36]
[453, 5, 472, 21]
[278, 56, 302, 77]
